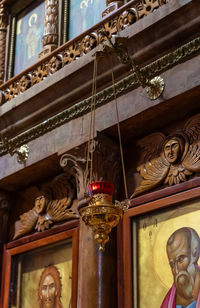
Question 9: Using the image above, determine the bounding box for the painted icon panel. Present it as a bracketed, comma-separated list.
[9, 240, 72, 308]
[133, 200, 200, 307]
[14, 1, 45, 76]
[68, 0, 106, 40]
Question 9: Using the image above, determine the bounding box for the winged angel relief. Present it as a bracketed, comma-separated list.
[13, 176, 79, 240]
[131, 114, 200, 198]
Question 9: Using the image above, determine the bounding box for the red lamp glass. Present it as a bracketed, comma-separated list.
[88, 181, 114, 197]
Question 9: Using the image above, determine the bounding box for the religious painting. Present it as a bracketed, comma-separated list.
[133, 199, 200, 308]
[7, 238, 73, 308]
[68, 0, 107, 40]
[13, 1, 45, 76]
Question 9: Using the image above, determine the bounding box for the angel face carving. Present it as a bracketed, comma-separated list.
[164, 138, 184, 165]
[131, 114, 200, 198]
[35, 195, 46, 214]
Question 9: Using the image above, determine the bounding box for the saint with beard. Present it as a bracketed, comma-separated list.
[161, 227, 200, 308]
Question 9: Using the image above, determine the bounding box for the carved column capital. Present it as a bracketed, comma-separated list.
[39, 0, 58, 58]
[102, 1, 124, 18]
[60, 154, 87, 206]
[0, 3, 8, 84]
[60, 133, 121, 207]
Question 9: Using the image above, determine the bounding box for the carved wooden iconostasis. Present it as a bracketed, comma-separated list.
[119, 113, 200, 308]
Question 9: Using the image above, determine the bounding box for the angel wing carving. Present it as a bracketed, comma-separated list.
[130, 157, 169, 198]
[13, 209, 38, 240]
[35, 197, 79, 232]
[131, 114, 200, 198]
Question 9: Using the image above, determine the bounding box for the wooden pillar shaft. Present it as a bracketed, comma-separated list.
[0, 4, 7, 85]
[77, 220, 117, 308]
[39, 0, 58, 58]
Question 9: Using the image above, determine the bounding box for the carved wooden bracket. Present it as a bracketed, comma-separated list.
[13, 173, 79, 240]
[0, 3, 8, 84]
[131, 114, 200, 198]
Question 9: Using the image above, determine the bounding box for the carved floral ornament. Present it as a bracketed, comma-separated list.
[131, 114, 200, 198]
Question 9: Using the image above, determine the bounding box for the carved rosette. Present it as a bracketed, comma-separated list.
[39, 0, 58, 58]
[0, 3, 8, 85]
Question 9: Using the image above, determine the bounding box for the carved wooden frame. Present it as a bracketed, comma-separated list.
[119, 179, 200, 308]
[1, 225, 79, 308]
[6, 0, 46, 79]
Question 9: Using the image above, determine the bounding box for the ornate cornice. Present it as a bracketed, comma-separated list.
[0, 36, 199, 156]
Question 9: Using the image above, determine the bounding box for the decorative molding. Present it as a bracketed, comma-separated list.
[130, 114, 200, 198]
[0, 0, 170, 104]
[0, 36, 199, 157]
[0, 3, 8, 84]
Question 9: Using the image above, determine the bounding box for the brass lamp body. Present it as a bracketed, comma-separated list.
[79, 193, 123, 251]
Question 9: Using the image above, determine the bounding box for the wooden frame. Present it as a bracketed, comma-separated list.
[1, 226, 79, 308]
[6, 0, 46, 79]
[120, 181, 200, 308]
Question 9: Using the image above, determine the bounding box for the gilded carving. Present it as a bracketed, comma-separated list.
[38, 265, 63, 308]
[13, 175, 79, 239]
[131, 114, 200, 198]
[0, 3, 7, 84]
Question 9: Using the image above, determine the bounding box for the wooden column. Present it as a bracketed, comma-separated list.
[77, 220, 117, 308]
[102, 0, 125, 17]
[39, 0, 58, 58]
[60, 134, 121, 308]
[0, 3, 8, 85]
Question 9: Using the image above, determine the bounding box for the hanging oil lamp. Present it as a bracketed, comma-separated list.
[79, 181, 124, 251]
[79, 52, 129, 251]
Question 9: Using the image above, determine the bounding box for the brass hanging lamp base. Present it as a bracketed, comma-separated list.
[79, 182, 125, 251]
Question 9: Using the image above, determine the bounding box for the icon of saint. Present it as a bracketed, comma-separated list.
[38, 266, 63, 308]
[161, 227, 200, 307]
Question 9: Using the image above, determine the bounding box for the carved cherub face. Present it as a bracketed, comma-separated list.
[35, 195, 46, 214]
[164, 138, 184, 164]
